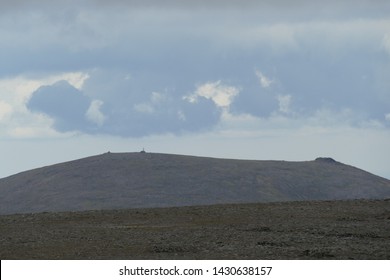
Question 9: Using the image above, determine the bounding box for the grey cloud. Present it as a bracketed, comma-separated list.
[5, 0, 390, 133]
[85, 70, 222, 136]
[273, 51, 390, 122]
[229, 45, 390, 124]
[26, 71, 222, 137]
[97, 95, 219, 137]
[2, 0, 389, 78]
[27, 81, 91, 132]
[57, 1, 390, 17]
[231, 88, 279, 118]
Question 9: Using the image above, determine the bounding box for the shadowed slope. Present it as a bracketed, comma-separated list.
[0, 152, 389, 214]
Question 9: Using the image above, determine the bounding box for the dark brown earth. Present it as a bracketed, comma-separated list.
[1, 199, 389, 260]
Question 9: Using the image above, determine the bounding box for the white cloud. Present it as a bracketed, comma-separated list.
[0, 100, 13, 122]
[0, 72, 90, 138]
[57, 72, 90, 90]
[177, 110, 186, 121]
[277, 94, 292, 113]
[255, 70, 274, 88]
[385, 113, 390, 122]
[185, 81, 239, 108]
[382, 33, 390, 55]
[0, 72, 89, 106]
[0, 77, 43, 106]
[8, 126, 55, 138]
[231, 23, 298, 52]
[151, 91, 165, 104]
[304, 107, 382, 128]
[86, 99, 106, 126]
[133, 103, 155, 114]
[183, 94, 197, 104]
[4, 112, 60, 139]
[133, 92, 166, 114]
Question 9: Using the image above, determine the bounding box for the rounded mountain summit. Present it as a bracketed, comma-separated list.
[0, 152, 389, 215]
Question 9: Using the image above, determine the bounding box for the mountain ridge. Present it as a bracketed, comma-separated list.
[1, 152, 389, 215]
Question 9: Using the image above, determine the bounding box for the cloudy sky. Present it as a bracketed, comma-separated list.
[1, 0, 389, 179]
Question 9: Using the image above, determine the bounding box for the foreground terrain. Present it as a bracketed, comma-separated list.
[1, 199, 389, 259]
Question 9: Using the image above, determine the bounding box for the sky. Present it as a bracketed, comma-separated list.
[0, 0, 389, 179]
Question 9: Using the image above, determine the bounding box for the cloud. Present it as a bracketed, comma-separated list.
[185, 81, 239, 108]
[0, 100, 13, 122]
[3, 1, 385, 22]
[133, 92, 167, 115]
[277, 95, 292, 114]
[229, 70, 281, 118]
[85, 100, 106, 126]
[0, 72, 95, 139]
[22, 70, 224, 137]
[133, 103, 155, 114]
[255, 70, 274, 88]
[383, 33, 390, 56]
[84, 71, 223, 136]
[1, 1, 389, 138]
[27, 80, 91, 132]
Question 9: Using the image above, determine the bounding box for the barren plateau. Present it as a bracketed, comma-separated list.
[1, 199, 389, 259]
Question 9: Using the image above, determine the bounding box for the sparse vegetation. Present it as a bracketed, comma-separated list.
[1, 153, 389, 215]
[1, 153, 389, 259]
[0, 199, 389, 259]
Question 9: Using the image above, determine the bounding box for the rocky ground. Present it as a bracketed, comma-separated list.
[1, 199, 389, 259]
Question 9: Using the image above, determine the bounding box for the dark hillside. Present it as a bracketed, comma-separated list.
[0, 152, 389, 214]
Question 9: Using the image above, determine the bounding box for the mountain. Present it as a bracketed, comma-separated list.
[0, 152, 389, 215]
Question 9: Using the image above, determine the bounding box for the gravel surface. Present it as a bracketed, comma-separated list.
[1, 199, 389, 259]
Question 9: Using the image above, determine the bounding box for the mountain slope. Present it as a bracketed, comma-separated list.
[0, 152, 389, 214]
